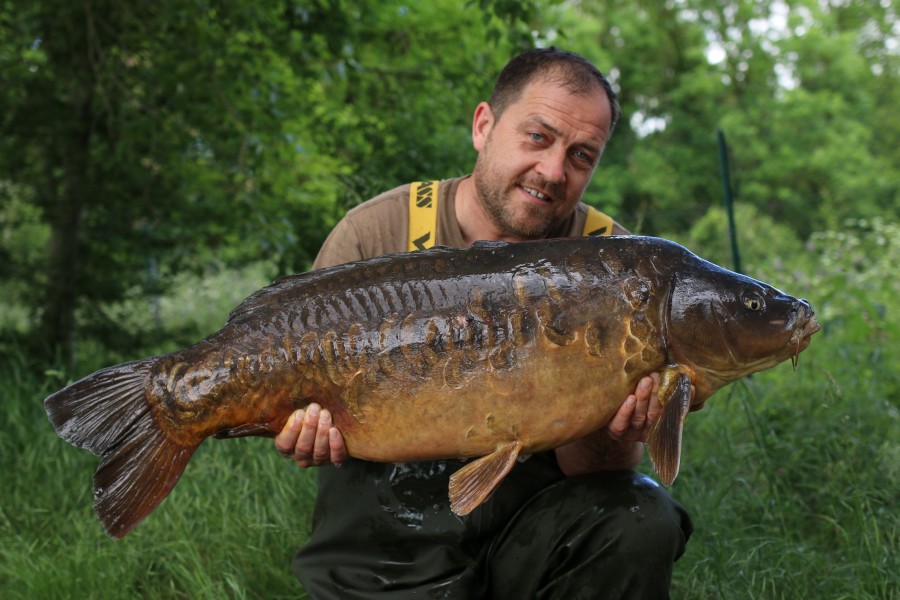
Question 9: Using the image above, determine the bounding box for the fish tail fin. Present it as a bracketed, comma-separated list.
[44, 358, 198, 539]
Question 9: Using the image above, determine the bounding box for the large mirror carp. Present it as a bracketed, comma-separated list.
[44, 236, 819, 539]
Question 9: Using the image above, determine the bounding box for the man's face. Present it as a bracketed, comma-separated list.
[471, 75, 612, 239]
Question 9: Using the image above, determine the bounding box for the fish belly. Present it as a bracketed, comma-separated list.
[330, 331, 636, 462]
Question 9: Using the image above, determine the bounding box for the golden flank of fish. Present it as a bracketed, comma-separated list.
[44, 236, 819, 539]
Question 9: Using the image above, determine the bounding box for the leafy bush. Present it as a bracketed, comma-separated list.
[663, 202, 805, 276]
[797, 218, 900, 348]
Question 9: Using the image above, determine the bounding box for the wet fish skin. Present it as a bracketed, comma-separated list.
[43, 236, 819, 538]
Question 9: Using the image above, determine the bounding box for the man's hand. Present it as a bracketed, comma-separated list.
[274, 404, 348, 468]
[605, 373, 661, 444]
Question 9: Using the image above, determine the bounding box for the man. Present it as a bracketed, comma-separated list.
[275, 47, 693, 598]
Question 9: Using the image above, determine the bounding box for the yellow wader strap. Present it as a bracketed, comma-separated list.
[408, 181, 440, 251]
[582, 205, 614, 237]
[408, 182, 612, 250]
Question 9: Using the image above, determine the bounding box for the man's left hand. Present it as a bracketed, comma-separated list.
[605, 373, 661, 444]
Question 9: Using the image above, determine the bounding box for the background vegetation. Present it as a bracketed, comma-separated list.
[1, 0, 897, 598]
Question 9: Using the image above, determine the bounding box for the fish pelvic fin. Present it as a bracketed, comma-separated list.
[43, 358, 198, 539]
[448, 440, 522, 516]
[647, 371, 693, 486]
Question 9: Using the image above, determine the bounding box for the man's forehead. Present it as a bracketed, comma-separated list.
[512, 76, 609, 118]
[513, 84, 612, 141]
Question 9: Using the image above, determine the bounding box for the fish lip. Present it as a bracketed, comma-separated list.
[795, 313, 820, 343]
[807, 318, 821, 335]
[788, 313, 820, 368]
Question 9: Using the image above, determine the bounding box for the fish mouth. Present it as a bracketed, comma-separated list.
[789, 312, 820, 369]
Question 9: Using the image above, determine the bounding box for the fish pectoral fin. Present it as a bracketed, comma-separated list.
[647, 371, 693, 486]
[448, 441, 522, 516]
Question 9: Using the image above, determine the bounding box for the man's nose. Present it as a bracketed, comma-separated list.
[536, 147, 567, 183]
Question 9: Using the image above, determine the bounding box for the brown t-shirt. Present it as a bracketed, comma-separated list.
[313, 175, 626, 269]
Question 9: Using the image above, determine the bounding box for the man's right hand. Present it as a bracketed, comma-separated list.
[274, 404, 348, 468]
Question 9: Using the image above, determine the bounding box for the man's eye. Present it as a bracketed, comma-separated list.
[529, 132, 545, 142]
[574, 150, 591, 162]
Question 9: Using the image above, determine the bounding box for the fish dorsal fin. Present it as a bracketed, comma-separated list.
[448, 440, 522, 515]
[225, 261, 363, 324]
[647, 370, 693, 486]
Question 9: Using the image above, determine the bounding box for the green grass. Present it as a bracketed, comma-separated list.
[2, 246, 898, 598]
[0, 350, 316, 599]
[667, 333, 899, 599]
[1, 262, 315, 599]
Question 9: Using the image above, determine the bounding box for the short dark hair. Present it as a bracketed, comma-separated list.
[488, 47, 621, 136]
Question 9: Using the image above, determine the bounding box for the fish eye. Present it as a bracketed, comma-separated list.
[743, 294, 764, 311]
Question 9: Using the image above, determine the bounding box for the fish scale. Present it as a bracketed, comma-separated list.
[43, 236, 818, 538]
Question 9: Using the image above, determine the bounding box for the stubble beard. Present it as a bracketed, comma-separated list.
[473, 160, 564, 240]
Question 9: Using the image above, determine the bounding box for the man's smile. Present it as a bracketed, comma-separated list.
[519, 184, 554, 203]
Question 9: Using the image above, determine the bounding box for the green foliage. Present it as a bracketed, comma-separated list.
[559, 0, 900, 238]
[72, 260, 275, 366]
[798, 218, 900, 345]
[0, 0, 546, 360]
[707, 0, 900, 238]
[668, 223, 899, 599]
[662, 202, 805, 276]
[0, 183, 49, 332]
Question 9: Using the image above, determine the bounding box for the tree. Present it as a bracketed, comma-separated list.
[555, 0, 899, 239]
[0, 0, 545, 363]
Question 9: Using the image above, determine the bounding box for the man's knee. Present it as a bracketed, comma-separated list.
[487, 470, 692, 599]
[568, 470, 693, 561]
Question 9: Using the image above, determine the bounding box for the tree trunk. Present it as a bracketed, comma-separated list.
[40, 85, 93, 366]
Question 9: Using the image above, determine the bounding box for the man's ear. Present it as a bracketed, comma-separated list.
[471, 102, 495, 153]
